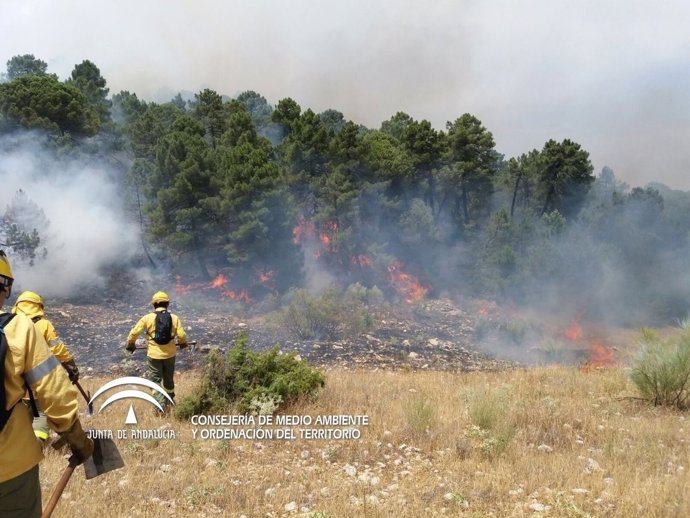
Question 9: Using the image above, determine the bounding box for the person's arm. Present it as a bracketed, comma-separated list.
[174, 315, 188, 348]
[11, 315, 93, 462]
[126, 316, 146, 351]
[39, 319, 79, 381]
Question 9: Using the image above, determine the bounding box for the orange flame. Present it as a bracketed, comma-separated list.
[292, 215, 315, 244]
[564, 319, 583, 341]
[258, 270, 274, 284]
[587, 342, 615, 367]
[222, 289, 252, 303]
[388, 260, 429, 304]
[174, 272, 248, 301]
[319, 221, 338, 250]
[174, 276, 194, 294]
[351, 255, 374, 268]
[210, 273, 228, 288]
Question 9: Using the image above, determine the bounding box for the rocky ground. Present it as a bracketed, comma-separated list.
[41, 290, 631, 379]
[43, 296, 519, 377]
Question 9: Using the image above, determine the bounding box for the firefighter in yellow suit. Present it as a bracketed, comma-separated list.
[0, 251, 93, 518]
[126, 291, 187, 408]
[13, 290, 81, 442]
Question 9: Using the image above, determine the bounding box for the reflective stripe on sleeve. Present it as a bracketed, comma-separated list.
[48, 338, 63, 347]
[24, 354, 60, 385]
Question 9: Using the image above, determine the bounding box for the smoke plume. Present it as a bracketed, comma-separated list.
[0, 132, 141, 299]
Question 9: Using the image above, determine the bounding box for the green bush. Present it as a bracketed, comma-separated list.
[275, 284, 376, 340]
[404, 394, 436, 437]
[467, 387, 509, 431]
[175, 331, 326, 419]
[628, 328, 690, 409]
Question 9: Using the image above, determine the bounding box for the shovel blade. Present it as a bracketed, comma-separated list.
[83, 437, 125, 480]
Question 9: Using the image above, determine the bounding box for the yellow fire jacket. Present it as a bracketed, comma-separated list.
[127, 308, 187, 360]
[0, 311, 79, 482]
[12, 300, 74, 363]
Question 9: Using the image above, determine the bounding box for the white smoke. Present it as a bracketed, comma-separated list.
[0, 132, 141, 297]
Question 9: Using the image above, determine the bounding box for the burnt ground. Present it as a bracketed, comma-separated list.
[40, 293, 634, 379]
[41, 297, 519, 378]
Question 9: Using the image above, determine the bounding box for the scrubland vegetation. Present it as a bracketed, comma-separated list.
[41, 361, 690, 518]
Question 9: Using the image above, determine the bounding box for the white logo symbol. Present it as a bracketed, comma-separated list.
[89, 376, 175, 425]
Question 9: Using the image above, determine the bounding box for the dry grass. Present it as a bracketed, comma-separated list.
[38, 365, 690, 517]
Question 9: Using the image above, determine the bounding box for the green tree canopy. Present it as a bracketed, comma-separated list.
[148, 115, 220, 278]
[537, 139, 594, 217]
[5, 54, 52, 80]
[444, 113, 501, 226]
[67, 60, 111, 124]
[0, 74, 99, 135]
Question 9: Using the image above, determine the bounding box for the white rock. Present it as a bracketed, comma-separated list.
[284, 501, 298, 512]
[159, 464, 171, 472]
[584, 458, 602, 473]
[537, 444, 553, 453]
[343, 464, 357, 477]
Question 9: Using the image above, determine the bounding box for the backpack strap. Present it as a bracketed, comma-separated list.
[31, 315, 42, 324]
[0, 313, 17, 433]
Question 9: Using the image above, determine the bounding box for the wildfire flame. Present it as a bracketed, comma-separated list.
[292, 215, 315, 244]
[258, 270, 274, 284]
[210, 274, 228, 289]
[388, 260, 429, 304]
[351, 255, 374, 268]
[563, 319, 583, 341]
[221, 289, 252, 303]
[319, 221, 338, 250]
[587, 341, 615, 367]
[174, 272, 253, 303]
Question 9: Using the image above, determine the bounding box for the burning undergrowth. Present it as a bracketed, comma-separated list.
[473, 304, 620, 368]
[38, 276, 622, 382]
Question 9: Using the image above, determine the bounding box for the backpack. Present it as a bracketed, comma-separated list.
[0, 313, 17, 434]
[153, 310, 173, 345]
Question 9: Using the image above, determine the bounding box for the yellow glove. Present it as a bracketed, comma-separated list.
[59, 419, 94, 464]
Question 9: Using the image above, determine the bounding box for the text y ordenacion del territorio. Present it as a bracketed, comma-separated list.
[190, 414, 370, 440]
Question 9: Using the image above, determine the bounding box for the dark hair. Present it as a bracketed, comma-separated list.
[153, 302, 169, 309]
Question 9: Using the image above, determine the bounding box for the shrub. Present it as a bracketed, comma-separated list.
[467, 387, 509, 431]
[404, 394, 436, 438]
[628, 328, 690, 409]
[275, 284, 376, 340]
[175, 331, 326, 419]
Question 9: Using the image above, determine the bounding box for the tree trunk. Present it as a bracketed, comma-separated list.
[510, 172, 522, 219]
[461, 174, 470, 224]
[541, 185, 555, 215]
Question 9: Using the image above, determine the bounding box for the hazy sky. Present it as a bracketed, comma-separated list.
[3, 0, 690, 188]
